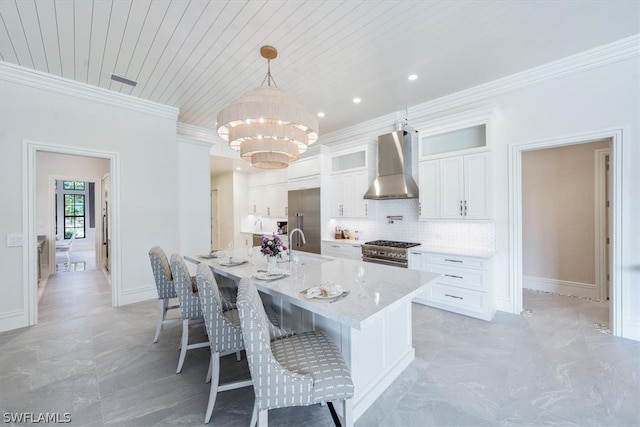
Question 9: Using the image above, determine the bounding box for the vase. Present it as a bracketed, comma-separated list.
[266, 256, 277, 273]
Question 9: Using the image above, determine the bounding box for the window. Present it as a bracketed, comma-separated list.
[64, 194, 85, 239]
[63, 181, 85, 191]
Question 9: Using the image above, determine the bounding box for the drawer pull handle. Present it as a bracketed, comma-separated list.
[445, 294, 463, 300]
[445, 274, 464, 279]
[444, 259, 463, 263]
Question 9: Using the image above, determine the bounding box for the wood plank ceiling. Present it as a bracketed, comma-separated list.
[1, 1, 638, 137]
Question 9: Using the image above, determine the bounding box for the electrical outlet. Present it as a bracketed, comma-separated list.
[7, 234, 24, 247]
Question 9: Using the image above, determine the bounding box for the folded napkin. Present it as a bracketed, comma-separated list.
[306, 283, 343, 299]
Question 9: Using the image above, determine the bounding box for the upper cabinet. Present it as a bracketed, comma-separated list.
[286, 147, 330, 191]
[417, 105, 499, 161]
[421, 124, 486, 158]
[328, 141, 375, 218]
[420, 151, 492, 220]
[416, 106, 498, 220]
[248, 169, 287, 217]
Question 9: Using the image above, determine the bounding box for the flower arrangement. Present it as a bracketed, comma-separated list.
[260, 234, 287, 258]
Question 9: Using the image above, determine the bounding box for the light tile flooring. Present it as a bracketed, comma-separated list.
[2, 268, 639, 426]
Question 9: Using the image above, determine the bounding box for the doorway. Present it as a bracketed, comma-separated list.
[25, 141, 120, 326]
[509, 128, 624, 337]
[521, 140, 611, 327]
[50, 178, 100, 274]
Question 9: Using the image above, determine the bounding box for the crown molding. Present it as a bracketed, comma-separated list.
[319, 111, 402, 146]
[409, 34, 639, 121]
[0, 61, 178, 121]
[322, 34, 640, 144]
[176, 122, 222, 144]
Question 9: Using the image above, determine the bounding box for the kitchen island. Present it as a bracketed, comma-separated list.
[186, 252, 439, 421]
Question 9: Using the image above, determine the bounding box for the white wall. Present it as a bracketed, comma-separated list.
[177, 137, 212, 257]
[0, 63, 180, 331]
[321, 40, 640, 339]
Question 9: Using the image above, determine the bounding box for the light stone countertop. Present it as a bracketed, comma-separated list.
[322, 239, 494, 258]
[407, 245, 495, 259]
[322, 238, 364, 244]
[186, 252, 439, 330]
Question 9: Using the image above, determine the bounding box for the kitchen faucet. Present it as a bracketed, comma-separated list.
[255, 218, 263, 231]
[288, 228, 306, 252]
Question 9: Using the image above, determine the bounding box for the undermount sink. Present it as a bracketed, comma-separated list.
[279, 252, 333, 266]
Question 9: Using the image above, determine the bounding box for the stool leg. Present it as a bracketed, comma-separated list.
[153, 299, 165, 343]
[204, 352, 220, 423]
[176, 319, 189, 373]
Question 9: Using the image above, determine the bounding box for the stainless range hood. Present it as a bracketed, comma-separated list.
[364, 127, 419, 200]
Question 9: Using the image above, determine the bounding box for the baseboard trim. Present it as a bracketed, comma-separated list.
[523, 275, 599, 299]
[118, 286, 156, 306]
[0, 309, 28, 333]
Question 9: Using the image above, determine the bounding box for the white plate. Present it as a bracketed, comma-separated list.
[218, 260, 247, 267]
[305, 285, 343, 299]
[253, 272, 285, 281]
[313, 291, 346, 300]
[199, 252, 224, 259]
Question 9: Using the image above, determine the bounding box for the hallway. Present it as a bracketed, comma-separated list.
[1, 269, 638, 426]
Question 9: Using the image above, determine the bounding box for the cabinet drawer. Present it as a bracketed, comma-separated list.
[428, 265, 487, 291]
[426, 253, 486, 269]
[426, 283, 491, 315]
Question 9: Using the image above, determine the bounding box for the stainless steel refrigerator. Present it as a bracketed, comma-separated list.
[288, 188, 321, 254]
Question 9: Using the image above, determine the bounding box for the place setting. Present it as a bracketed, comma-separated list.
[300, 281, 350, 303]
[218, 257, 249, 267]
[252, 269, 289, 282]
[197, 250, 226, 260]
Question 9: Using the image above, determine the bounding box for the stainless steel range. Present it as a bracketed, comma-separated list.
[361, 240, 421, 268]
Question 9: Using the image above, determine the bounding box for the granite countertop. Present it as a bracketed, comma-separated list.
[186, 252, 439, 330]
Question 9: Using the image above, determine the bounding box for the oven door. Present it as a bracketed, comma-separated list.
[362, 256, 408, 268]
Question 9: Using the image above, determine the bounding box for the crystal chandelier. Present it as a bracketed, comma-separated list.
[216, 46, 319, 169]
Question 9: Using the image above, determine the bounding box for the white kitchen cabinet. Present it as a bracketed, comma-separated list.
[248, 186, 262, 215]
[329, 170, 371, 218]
[247, 169, 287, 217]
[328, 142, 375, 219]
[247, 182, 287, 217]
[409, 250, 494, 321]
[321, 240, 362, 260]
[419, 152, 491, 220]
[418, 161, 439, 219]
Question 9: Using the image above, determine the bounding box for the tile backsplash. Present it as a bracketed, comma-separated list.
[329, 198, 495, 252]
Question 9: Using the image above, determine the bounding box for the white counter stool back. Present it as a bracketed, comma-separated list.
[170, 254, 209, 374]
[237, 278, 355, 427]
[148, 246, 181, 343]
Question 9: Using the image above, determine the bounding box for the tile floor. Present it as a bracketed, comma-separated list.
[1, 267, 639, 426]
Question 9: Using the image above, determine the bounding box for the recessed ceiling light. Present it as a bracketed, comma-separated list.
[235, 167, 242, 171]
[353, 97, 361, 104]
[408, 74, 418, 81]
[317, 112, 325, 118]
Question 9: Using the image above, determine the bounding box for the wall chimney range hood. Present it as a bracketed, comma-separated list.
[364, 125, 419, 200]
